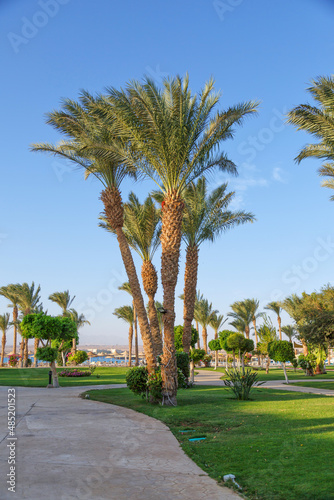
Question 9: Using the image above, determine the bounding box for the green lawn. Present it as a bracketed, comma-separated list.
[198, 366, 334, 381]
[86, 385, 334, 500]
[0, 367, 128, 387]
[291, 381, 334, 391]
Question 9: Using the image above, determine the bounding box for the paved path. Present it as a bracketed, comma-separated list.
[194, 370, 334, 396]
[0, 384, 240, 500]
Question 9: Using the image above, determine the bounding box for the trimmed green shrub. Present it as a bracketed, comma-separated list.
[147, 371, 162, 402]
[125, 366, 148, 397]
[36, 346, 58, 363]
[176, 352, 190, 379]
[68, 350, 88, 365]
[174, 325, 198, 351]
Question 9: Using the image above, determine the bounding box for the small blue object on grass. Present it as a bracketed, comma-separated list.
[189, 437, 206, 442]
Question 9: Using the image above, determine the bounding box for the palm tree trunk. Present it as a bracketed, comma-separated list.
[160, 192, 184, 406]
[101, 186, 156, 374]
[141, 260, 162, 356]
[1, 334, 5, 367]
[252, 319, 258, 347]
[128, 324, 133, 367]
[19, 337, 24, 367]
[245, 326, 250, 339]
[196, 321, 200, 348]
[278, 315, 282, 340]
[202, 326, 208, 353]
[13, 306, 18, 356]
[72, 338, 77, 355]
[182, 244, 198, 353]
[133, 303, 139, 366]
[302, 341, 308, 356]
[24, 338, 29, 367]
[33, 338, 39, 367]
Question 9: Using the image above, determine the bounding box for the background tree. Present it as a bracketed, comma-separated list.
[218, 330, 236, 368]
[265, 301, 282, 340]
[119, 282, 139, 366]
[257, 315, 278, 373]
[21, 313, 76, 387]
[188, 347, 206, 383]
[0, 313, 11, 367]
[49, 290, 77, 352]
[268, 340, 295, 384]
[13, 282, 41, 367]
[281, 325, 297, 344]
[0, 285, 19, 356]
[287, 75, 334, 200]
[208, 338, 221, 369]
[280, 294, 307, 355]
[113, 305, 134, 366]
[195, 298, 217, 353]
[174, 325, 198, 352]
[228, 299, 254, 339]
[226, 333, 254, 370]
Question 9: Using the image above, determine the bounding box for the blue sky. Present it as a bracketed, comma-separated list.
[1, 0, 334, 346]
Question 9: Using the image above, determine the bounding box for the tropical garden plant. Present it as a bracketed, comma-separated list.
[113, 305, 134, 366]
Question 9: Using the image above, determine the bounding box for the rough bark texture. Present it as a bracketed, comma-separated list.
[101, 186, 156, 373]
[128, 324, 133, 367]
[196, 321, 200, 348]
[245, 326, 250, 339]
[160, 191, 184, 406]
[72, 338, 77, 355]
[13, 306, 17, 356]
[50, 360, 59, 388]
[202, 327, 208, 353]
[33, 338, 39, 367]
[133, 303, 139, 366]
[24, 338, 29, 367]
[141, 260, 162, 356]
[182, 244, 198, 353]
[19, 338, 24, 367]
[252, 320, 258, 347]
[1, 334, 5, 367]
[278, 316, 282, 340]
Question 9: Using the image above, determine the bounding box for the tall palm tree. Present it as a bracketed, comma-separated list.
[195, 298, 217, 353]
[246, 298, 261, 346]
[49, 290, 76, 352]
[113, 305, 134, 366]
[159, 177, 253, 353]
[0, 313, 11, 367]
[265, 301, 282, 340]
[68, 308, 90, 351]
[281, 325, 297, 343]
[31, 92, 156, 374]
[228, 299, 254, 339]
[287, 75, 334, 200]
[0, 285, 20, 355]
[209, 312, 226, 368]
[101, 193, 162, 356]
[13, 282, 41, 367]
[99, 75, 258, 404]
[257, 315, 278, 373]
[118, 282, 139, 366]
[280, 294, 308, 355]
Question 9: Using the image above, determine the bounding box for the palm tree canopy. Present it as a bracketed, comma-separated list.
[93, 75, 259, 195]
[13, 282, 41, 314]
[265, 301, 281, 317]
[68, 309, 91, 329]
[0, 285, 20, 309]
[195, 298, 218, 328]
[113, 305, 134, 325]
[228, 299, 254, 327]
[100, 193, 161, 261]
[209, 312, 227, 332]
[282, 325, 297, 342]
[118, 282, 133, 296]
[287, 75, 334, 200]
[280, 294, 303, 324]
[0, 313, 11, 334]
[257, 315, 278, 343]
[49, 290, 75, 314]
[31, 91, 137, 189]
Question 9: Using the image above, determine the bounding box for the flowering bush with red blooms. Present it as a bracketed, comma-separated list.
[58, 369, 92, 377]
[8, 355, 20, 367]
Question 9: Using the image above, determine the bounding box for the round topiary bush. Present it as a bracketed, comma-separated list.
[125, 366, 148, 396]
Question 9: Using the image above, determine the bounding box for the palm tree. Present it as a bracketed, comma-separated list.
[101, 193, 162, 356]
[100, 75, 258, 404]
[281, 325, 297, 343]
[0, 285, 20, 355]
[246, 298, 261, 346]
[31, 92, 156, 374]
[68, 309, 90, 361]
[280, 294, 308, 355]
[0, 313, 11, 367]
[209, 312, 226, 368]
[228, 299, 254, 339]
[287, 75, 334, 200]
[13, 282, 41, 367]
[118, 282, 139, 366]
[195, 298, 217, 353]
[49, 290, 77, 353]
[113, 306, 134, 366]
[257, 315, 278, 373]
[265, 301, 282, 340]
[166, 177, 253, 353]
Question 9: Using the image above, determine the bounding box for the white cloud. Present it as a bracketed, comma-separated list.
[272, 167, 287, 183]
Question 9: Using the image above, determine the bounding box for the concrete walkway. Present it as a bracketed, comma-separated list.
[0, 384, 240, 500]
[194, 370, 334, 396]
